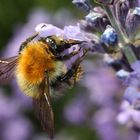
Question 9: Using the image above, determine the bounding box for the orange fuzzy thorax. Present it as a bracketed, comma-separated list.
[16, 41, 55, 84]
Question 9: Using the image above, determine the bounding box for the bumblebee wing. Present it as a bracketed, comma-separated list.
[33, 76, 54, 139]
[0, 56, 18, 83]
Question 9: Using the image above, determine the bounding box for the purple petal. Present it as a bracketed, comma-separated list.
[124, 86, 140, 104]
[35, 23, 63, 37]
[63, 25, 86, 41]
[131, 60, 140, 74]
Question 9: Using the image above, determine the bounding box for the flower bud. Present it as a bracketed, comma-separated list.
[125, 7, 140, 38]
[85, 7, 110, 31]
[72, 0, 92, 12]
[101, 26, 118, 47]
[79, 20, 95, 32]
[115, 0, 130, 28]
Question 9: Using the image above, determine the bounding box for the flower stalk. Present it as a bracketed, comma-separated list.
[123, 45, 137, 64]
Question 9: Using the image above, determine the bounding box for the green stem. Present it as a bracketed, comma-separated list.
[123, 45, 137, 64]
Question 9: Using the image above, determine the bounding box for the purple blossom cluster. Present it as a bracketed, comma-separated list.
[63, 0, 140, 140]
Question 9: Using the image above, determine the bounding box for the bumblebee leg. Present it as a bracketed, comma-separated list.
[66, 64, 83, 86]
[19, 33, 38, 52]
[55, 47, 81, 60]
[58, 50, 88, 82]
[58, 67, 78, 82]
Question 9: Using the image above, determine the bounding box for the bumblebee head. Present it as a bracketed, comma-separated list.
[46, 35, 85, 55]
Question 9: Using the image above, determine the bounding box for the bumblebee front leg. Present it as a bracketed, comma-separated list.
[58, 57, 83, 82]
[58, 49, 88, 82]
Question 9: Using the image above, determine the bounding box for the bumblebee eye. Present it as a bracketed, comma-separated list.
[46, 37, 58, 55]
[46, 38, 57, 49]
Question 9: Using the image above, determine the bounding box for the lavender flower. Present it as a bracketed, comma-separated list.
[117, 100, 140, 129]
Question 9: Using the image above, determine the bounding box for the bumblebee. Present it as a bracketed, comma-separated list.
[0, 33, 87, 139]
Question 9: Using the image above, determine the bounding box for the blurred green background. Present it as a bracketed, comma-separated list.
[0, 0, 81, 50]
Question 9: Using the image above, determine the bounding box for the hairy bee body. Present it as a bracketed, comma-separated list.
[16, 41, 66, 98]
[0, 33, 86, 139]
